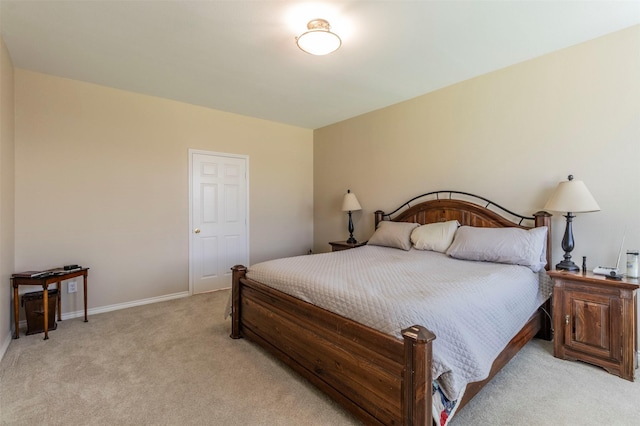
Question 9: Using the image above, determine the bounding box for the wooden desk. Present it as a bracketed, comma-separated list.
[11, 268, 89, 340]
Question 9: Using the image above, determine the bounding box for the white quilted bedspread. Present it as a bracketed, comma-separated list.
[246, 245, 548, 402]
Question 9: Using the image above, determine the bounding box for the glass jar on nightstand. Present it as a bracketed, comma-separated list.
[627, 250, 639, 278]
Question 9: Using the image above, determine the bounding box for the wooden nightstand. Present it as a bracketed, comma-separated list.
[329, 241, 367, 252]
[548, 270, 638, 381]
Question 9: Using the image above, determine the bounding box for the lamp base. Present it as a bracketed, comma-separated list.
[346, 210, 357, 245]
[556, 212, 579, 272]
[556, 259, 579, 272]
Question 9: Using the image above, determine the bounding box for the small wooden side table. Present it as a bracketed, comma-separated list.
[11, 268, 89, 340]
[329, 241, 367, 252]
[549, 270, 638, 381]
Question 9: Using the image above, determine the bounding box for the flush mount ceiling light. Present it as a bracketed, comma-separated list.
[295, 19, 341, 55]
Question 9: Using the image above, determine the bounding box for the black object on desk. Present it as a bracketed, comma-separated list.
[605, 270, 624, 281]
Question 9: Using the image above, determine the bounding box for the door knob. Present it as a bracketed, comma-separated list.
[194, 228, 201, 234]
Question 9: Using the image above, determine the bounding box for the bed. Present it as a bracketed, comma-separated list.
[230, 191, 552, 425]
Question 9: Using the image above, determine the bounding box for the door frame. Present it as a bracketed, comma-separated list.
[188, 149, 250, 295]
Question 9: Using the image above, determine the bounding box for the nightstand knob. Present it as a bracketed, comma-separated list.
[565, 314, 570, 325]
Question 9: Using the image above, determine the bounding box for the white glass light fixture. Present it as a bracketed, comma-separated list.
[544, 174, 600, 271]
[296, 19, 341, 55]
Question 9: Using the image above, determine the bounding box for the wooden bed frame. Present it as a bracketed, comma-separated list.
[231, 191, 552, 425]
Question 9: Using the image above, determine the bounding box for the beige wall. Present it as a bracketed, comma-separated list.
[14, 70, 313, 314]
[5, 25, 640, 350]
[0, 37, 15, 352]
[314, 25, 640, 272]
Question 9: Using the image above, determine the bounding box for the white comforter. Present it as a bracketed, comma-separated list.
[245, 245, 549, 403]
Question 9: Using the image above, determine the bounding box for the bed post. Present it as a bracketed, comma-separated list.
[375, 210, 384, 228]
[402, 325, 436, 426]
[534, 211, 552, 268]
[534, 211, 553, 341]
[230, 265, 247, 339]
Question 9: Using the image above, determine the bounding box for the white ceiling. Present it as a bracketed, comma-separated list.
[1, 1, 639, 129]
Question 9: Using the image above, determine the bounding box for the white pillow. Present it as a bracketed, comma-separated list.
[410, 220, 460, 253]
[368, 221, 419, 251]
[445, 226, 548, 272]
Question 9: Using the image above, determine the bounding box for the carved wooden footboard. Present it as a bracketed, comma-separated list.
[231, 266, 435, 425]
[230, 192, 552, 425]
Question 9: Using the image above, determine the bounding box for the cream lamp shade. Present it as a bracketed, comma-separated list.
[544, 175, 599, 271]
[342, 191, 362, 212]
[544, 176, 600, 213]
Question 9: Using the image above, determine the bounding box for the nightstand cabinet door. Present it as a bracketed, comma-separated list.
[560, 289, 621, 363]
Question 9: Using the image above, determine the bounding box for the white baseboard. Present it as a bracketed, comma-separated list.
[1, 291, 190, 362]
[60, 290, 190, 320]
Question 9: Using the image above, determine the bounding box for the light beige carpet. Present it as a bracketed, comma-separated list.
[1, 289, 638, 425]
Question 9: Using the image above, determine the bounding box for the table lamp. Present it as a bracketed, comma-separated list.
[341, 189, 362, 244]
[544, 175, 600, 271]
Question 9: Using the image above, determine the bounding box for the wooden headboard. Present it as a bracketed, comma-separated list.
[374, 191, 552, 269]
